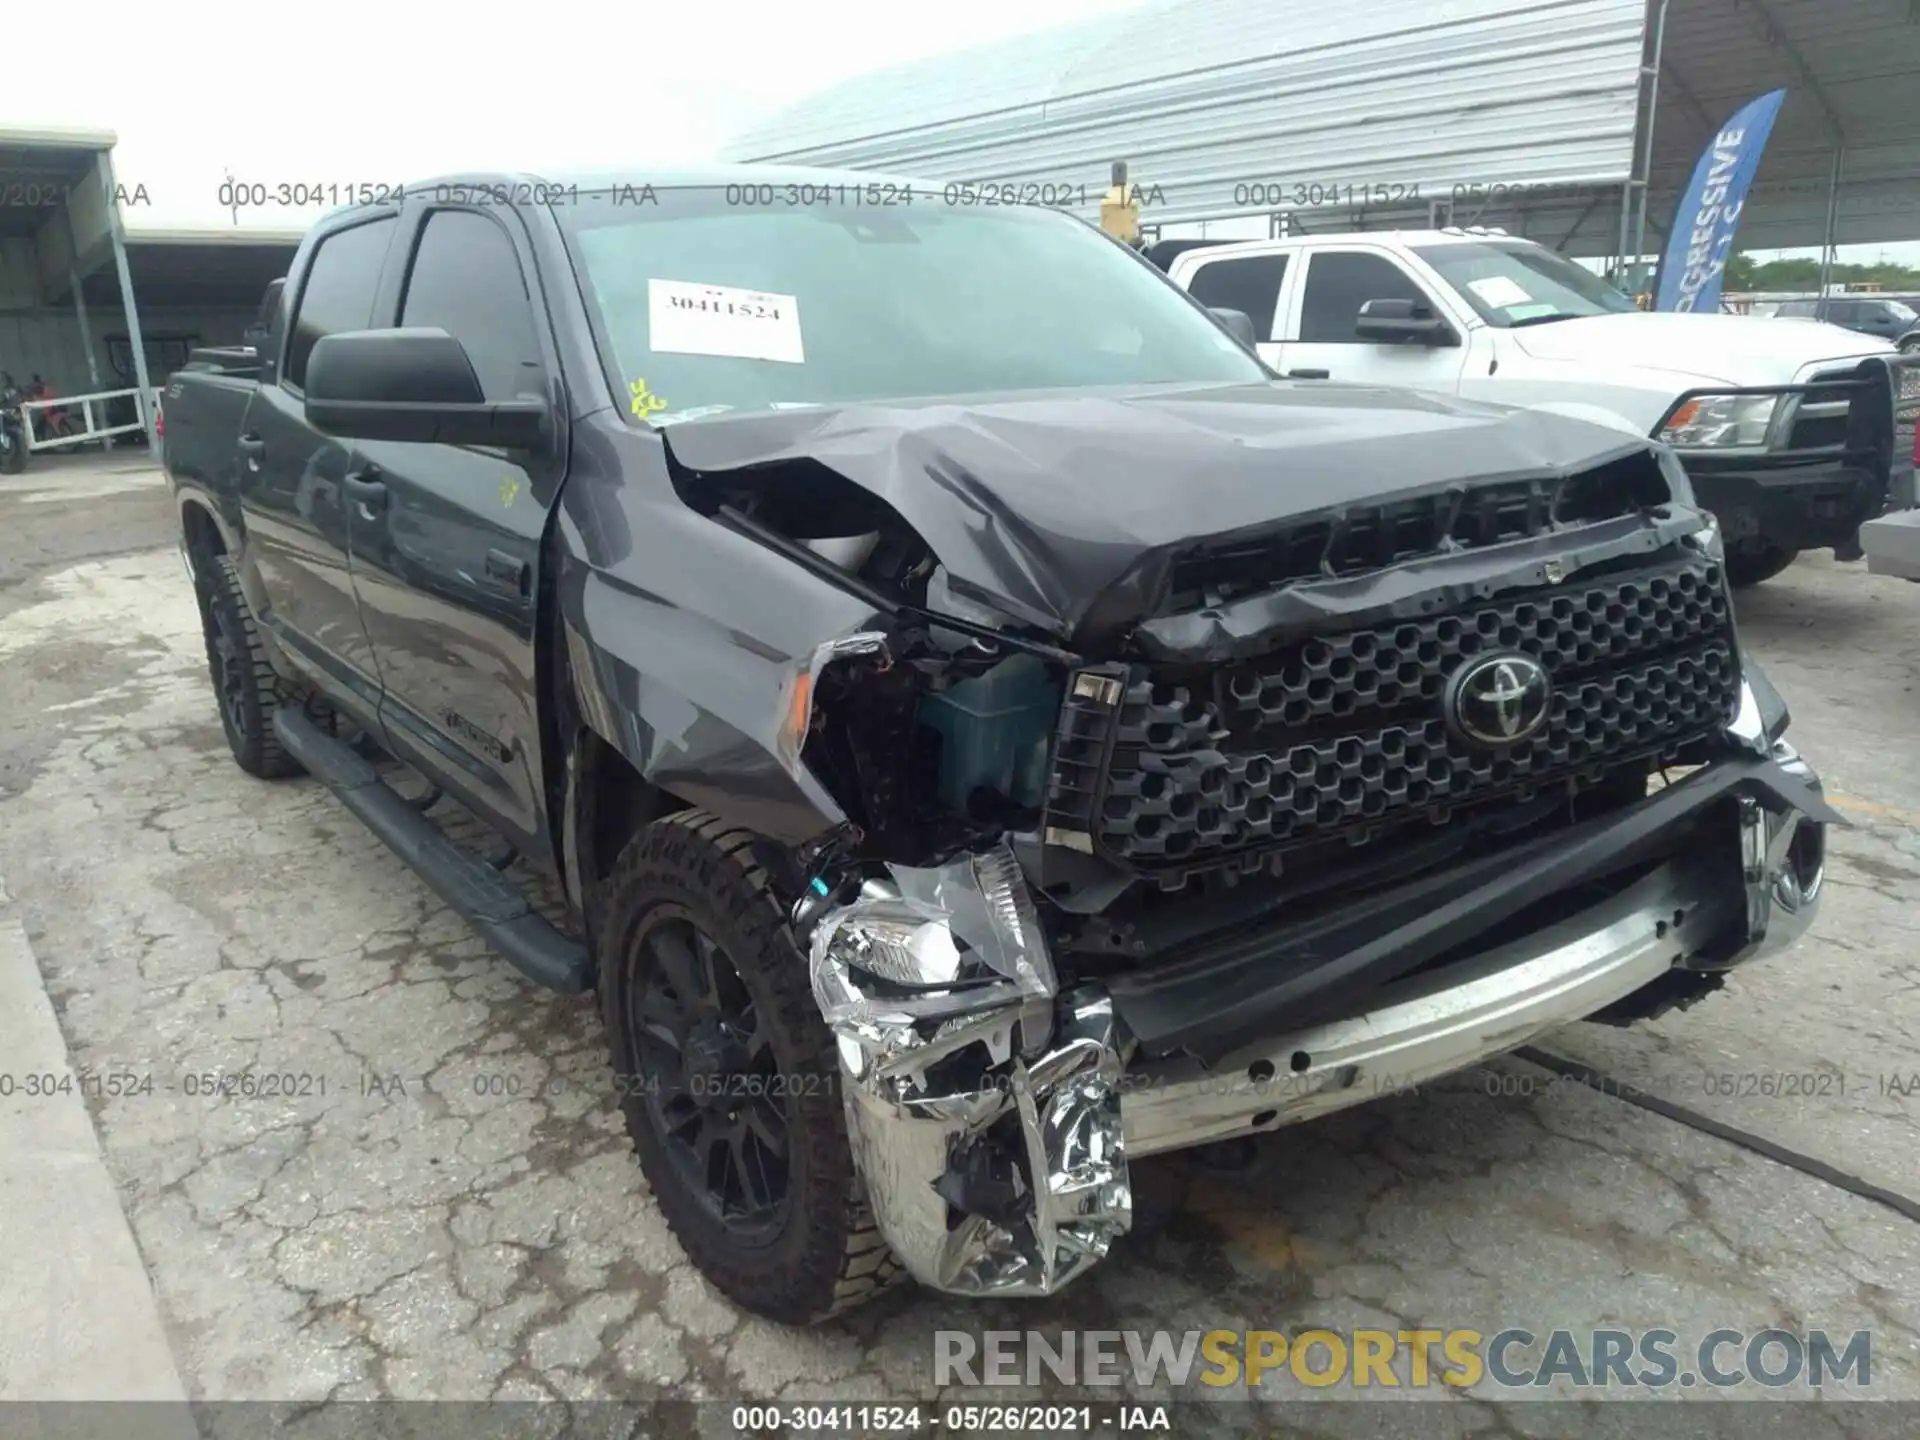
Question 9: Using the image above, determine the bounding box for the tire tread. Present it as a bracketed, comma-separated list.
[203, 553, 305, 778]
[598, 809, 904, 1322]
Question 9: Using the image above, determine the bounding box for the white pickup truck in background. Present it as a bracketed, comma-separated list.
[1157, 230, 1920, 588]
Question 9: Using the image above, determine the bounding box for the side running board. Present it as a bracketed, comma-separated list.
[272, 707, 591, 994]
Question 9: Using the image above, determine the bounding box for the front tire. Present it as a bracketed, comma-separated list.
[597, 811, 902, 1322]
[196, 553, 304, 778]
[1726, 545, 1798, 589]
[0, 425, 25, 474]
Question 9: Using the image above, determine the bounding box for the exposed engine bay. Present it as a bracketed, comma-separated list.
[652, 385, 1838, 1298]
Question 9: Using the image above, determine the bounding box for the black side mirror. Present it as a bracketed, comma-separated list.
[304, 329, 546, 449]
[1354, 297, 1457, 347]
[1208, 307, 1258, 348]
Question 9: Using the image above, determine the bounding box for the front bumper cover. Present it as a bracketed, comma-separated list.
[1684, 460, 1885, 555]
[809, 743, 1831, 1300]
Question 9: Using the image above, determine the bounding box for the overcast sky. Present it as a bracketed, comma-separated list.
[12, 0, 1138, 232]
[13, 0, 1912, 268]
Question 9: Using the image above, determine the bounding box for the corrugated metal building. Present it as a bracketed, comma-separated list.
[723, 0, 1920, 263]
[0, 129, 298, 440]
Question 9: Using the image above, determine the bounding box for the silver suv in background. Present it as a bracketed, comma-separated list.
[1775, 296, 1920, 354]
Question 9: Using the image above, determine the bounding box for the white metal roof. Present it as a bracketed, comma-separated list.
[724, 0, 1649, 231]
[723, 0, 1920, 256]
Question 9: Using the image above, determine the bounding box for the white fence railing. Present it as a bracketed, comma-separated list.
[16, 387, 162, 451]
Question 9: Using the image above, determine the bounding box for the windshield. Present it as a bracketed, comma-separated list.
[557, 186, 1266, 424]
[1888, 300, 1918, 323]
[1411, 240, 1640, 328]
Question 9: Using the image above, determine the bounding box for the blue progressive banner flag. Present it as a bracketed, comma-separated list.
[1654, 88, 1788, 313]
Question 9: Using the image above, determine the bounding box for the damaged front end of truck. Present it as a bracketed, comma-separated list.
[647, 383, 1841, 1300]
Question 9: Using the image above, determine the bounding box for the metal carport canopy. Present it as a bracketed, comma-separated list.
[722, 0, 1920, 260]
[1642, 0, 1920, 254]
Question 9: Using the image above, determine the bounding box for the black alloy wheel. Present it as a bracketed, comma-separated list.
[628, 906, 792, 1236]
[596, 810, 903, 1321]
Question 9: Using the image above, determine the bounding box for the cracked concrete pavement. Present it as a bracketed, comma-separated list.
[0, 455, 1916, 1422]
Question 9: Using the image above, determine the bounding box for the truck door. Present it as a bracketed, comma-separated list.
[1179, 249, 1291, 367]
[237, 214, 397, 718]
[1276, 248, 1472, 393]
[345, 203, 562, 860]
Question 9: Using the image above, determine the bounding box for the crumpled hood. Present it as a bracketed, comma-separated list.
[1506, 312, 1895, 386]
[657, 380, 1662, 643]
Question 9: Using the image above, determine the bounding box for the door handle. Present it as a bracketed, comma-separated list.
[343, 468, 388, 515]
[1287, 368, 1332, 380]
[237, 433, 266, 455]
[486, 548, 532, 596]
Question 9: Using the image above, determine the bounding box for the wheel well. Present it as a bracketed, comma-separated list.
[181, 500, 227, 579]
[573, 727, 689, 894]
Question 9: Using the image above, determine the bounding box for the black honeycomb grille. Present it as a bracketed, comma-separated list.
[1095, 554, 1738, 870]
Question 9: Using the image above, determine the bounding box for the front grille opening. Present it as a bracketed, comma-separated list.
[1788, 368, 1858, 452]
[1556, 451, 1669, 522]
[1161, 455, 1671, 614]
[1096, 551, 1738, 879]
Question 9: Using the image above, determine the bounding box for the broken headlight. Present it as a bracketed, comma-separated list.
[774, 633, 892, 775]
[810, 845, 1058, 1035]
[1659, 394, 1777, 450]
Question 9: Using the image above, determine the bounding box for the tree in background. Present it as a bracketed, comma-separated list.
[1724, 252, 1920, 292]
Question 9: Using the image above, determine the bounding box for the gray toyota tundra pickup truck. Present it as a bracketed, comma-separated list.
[162, 166, 1835, 1322]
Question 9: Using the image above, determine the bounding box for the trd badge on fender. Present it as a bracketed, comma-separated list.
[1444, 653, 1552, 747]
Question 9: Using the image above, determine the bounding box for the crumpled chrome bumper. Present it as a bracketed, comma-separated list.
[809, 744, 1828, 1299]
[809, 845, 1131, 1298]
[1730, 740, 1826, 963]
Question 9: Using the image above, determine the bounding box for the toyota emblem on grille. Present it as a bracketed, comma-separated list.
[1444, 653, 1552, 747]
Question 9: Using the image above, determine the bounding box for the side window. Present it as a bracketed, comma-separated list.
[1298, 252, 1433, 343]
[1184, 253, 1289, 338]
[285, 217, 397, 389]
[399, 210, 544, 402]
[1827, 301, 1858, 324]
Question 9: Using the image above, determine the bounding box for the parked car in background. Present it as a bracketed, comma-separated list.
[1774, 296, 1920, 353]
[1158, 232, 1919, 586]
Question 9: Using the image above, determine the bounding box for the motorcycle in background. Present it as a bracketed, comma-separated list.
[23, 375, 81, 444]
[0, 372, 29, 474]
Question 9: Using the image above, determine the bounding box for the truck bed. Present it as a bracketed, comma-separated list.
[162, 369, 258, 495]
[182, 346, 263, 379]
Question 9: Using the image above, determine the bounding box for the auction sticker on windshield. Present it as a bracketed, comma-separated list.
[1467, 275, 1533, 309]
[648, 279, 804, 364]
